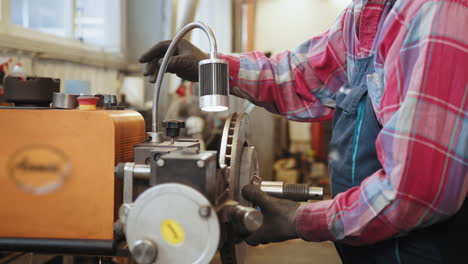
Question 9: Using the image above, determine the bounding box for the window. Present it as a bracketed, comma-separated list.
[75, 0, 121, 53]
[9, 0, 122, 53]
[11, 0, 72, 38]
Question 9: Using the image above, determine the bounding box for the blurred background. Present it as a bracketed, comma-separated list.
[0, 0, 350, 263]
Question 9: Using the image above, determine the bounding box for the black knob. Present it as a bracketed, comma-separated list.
[162, 120, 185, 139]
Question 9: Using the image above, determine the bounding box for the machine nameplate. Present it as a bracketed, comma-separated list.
[8, 144, 71, 195]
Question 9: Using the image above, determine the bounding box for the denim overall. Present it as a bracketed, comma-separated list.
[329, 56, 382, 196]
[329, 56, 467, 263]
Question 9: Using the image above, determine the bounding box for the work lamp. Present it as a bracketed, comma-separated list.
[149, 21, 229, 143]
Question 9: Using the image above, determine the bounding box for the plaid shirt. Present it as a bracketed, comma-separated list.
[220, 0, 468, 245]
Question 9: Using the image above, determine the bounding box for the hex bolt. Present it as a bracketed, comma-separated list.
[197, 160, 205, 168]
[198, 206, 211, 218]
[132, 240, 158, 264]
[156, 159, 165, 167]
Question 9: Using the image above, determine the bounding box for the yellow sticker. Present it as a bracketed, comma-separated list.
[161, 219, 185, 245]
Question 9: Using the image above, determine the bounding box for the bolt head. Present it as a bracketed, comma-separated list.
[156, 159, 165, 167]
[132, 240, 158, 264]
[197, 160, 205, 168]
[198, 206, 211, 218]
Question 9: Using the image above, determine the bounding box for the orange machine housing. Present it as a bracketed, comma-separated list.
[0, 109, 145, 241]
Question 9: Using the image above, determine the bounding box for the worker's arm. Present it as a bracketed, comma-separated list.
[297, 1, 468, 245]
[219, 10, 349, 121]
[140, 6, 351, 122]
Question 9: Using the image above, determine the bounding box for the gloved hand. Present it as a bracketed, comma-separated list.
[242, 184, 301, 246]
[139, 39, 209, 83]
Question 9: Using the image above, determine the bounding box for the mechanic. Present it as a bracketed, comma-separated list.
[139, 0, 467, 263]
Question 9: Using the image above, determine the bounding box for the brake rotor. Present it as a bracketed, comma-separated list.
[219, 113, 260, 264]
[238, 146, 261, 205]
[219, 112, 256, 203]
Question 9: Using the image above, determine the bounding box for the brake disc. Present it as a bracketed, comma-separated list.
[219, 112, 254, 202]
[219, 113, 251, 201]
[218, 113, 262, 264]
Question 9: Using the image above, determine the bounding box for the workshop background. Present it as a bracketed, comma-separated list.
[0, 0, 350, 263]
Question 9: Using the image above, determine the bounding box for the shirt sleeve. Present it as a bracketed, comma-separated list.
[219, 8, 350, 122]
[296, 1, 468, 245]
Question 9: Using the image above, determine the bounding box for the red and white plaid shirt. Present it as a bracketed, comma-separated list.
[220, 0, 468, 245]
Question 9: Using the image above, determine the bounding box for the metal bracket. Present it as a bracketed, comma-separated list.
[123, 162, 135, 204]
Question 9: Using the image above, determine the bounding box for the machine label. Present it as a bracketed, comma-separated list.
[8, 145, 71, 194]
[161, 219, 185, 245]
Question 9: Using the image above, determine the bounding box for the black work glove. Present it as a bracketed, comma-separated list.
[139, 39, 209, 83]
[242, 184, 301, 246]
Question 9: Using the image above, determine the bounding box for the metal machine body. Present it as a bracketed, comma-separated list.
[116, 113, 265, 264]
[116, 112, 323, 264]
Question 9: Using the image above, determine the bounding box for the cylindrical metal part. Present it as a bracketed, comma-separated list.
[115, 163, 150, 181]
[199, 59, 229, 112]
[199, 94, 229, 112]
[103, 94, 118, 106]
[260, 181, 323, 201]
[232, 205, 263, 234]
[307, 186, 324, 200]
[283, 183, 312, 201]
[94, 94, 118, 108]
[132, 240, 158, 264]
[259, 181, 284, 196]
[133, 164, 151, 180]
[146, 132, 164, 143]
[52, 92, 78, 109]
